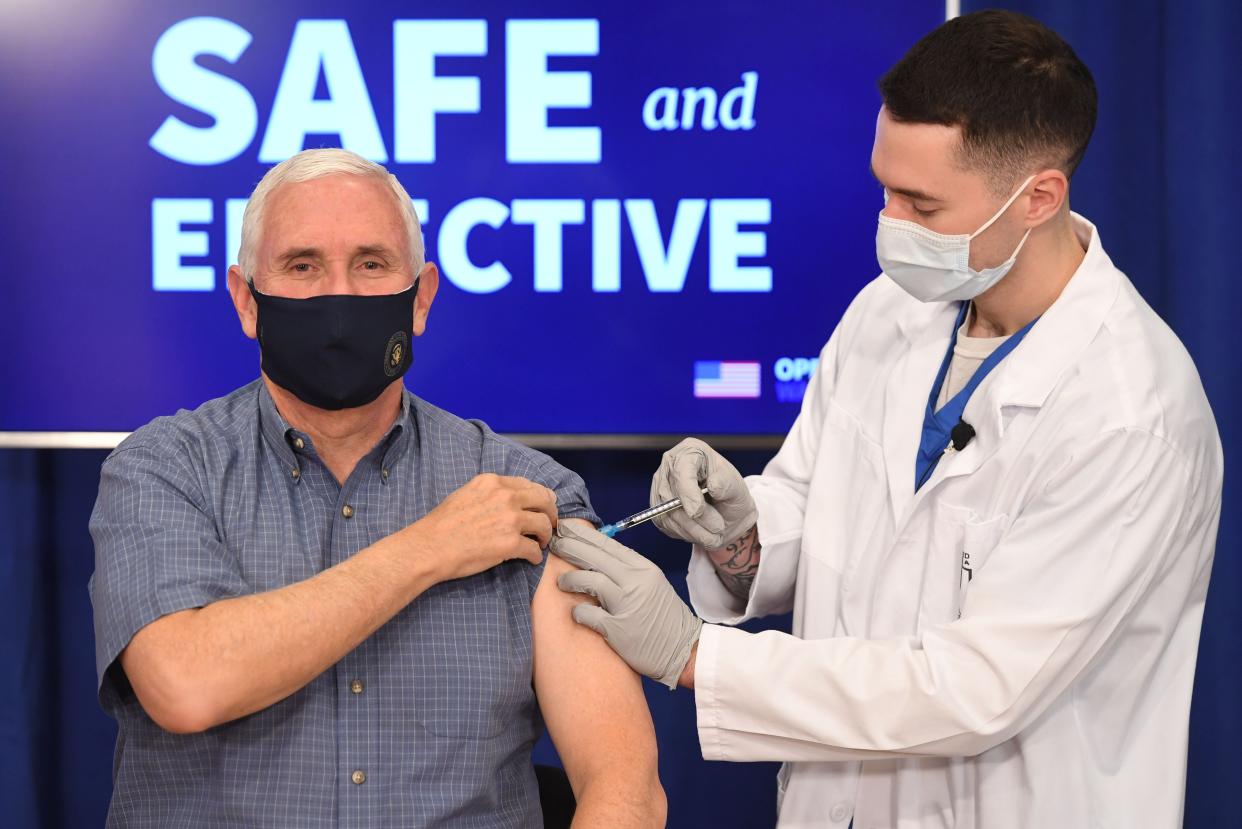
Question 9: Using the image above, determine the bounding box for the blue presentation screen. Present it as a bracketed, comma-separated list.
[0, 1, 942, 435]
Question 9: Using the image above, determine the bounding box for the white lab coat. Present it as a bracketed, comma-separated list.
[688, 215, 1222, 828]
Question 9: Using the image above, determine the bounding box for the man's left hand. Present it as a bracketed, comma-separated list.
[551, 522, 702, 690]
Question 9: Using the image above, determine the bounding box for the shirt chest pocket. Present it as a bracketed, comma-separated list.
[917, 504, 1009, 628]
[403, 570, 537, 740]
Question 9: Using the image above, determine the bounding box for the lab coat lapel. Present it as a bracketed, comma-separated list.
[992, 214, 1122, 410]
[881, 303, 958, 527]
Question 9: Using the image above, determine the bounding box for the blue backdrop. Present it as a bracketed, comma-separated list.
[2, 1, 1239, 826]
[0, 0, 939, 436]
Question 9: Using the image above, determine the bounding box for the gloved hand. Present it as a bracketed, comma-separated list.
[551, 521, 702, 690]
[650, 438, 757, 549]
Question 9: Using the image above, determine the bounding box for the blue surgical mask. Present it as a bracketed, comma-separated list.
[876, 175, 1035, 302]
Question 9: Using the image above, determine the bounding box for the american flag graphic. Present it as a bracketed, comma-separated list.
[693, 361, 762, 399]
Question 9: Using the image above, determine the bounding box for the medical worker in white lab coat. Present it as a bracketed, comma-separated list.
[551, 10, 1222, 828]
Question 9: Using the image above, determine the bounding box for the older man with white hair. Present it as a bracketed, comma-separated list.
[88, 148, 664, 828]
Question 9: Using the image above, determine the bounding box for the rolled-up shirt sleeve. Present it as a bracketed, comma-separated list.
[88, 438, 248, 708]
[527, 457, 600, 528]
[496, 435, 601, 599]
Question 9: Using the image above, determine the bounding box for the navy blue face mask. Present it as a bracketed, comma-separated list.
[248, 280, 418, 410]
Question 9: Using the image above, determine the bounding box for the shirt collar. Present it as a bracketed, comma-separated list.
[378, 391, 415, 477]
[257, 381, 416, 481]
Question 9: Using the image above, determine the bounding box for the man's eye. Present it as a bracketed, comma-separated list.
[362, 261, 381, 270]
[292, 263, 312, 272]
[913, 206, 939, 218]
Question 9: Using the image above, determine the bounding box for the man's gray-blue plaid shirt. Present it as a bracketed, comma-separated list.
[88, 380, 599, 827]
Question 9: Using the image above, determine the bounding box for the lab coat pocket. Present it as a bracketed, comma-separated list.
[956, 513, 1008, 616]
[918, 504, 1007, 628]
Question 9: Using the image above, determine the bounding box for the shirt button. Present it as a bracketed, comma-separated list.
[350, 679, 364, 695]
[342, 504, 354, 519]
[381, 468, 389, 480]
[351, 769, 366, 785]
[293, 437, 305, 450]
[290, 468, 300, 480]
[829, 803, 850, 822]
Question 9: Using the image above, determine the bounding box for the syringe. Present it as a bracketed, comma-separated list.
[598, 487, 711, 538]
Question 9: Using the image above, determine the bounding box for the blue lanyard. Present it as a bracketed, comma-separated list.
[914, 303, 1039, 492]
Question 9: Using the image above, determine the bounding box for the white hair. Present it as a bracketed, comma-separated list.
[237, 148, 424, 282]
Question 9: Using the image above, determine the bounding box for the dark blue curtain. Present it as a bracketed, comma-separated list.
[1, 450, 121, 826]
[3, 1, 1239, 825]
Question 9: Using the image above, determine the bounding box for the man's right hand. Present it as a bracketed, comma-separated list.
[409, 473, 559, 582]
[650, 438, 757, 550]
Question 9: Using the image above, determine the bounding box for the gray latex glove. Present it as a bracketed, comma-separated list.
[650, 437, 757, 549]
[551, 521, 702, 690]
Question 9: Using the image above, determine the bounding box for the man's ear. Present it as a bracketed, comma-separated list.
[413, 262, 440, 337]
[227, 266, 258, 340]
[1025, 168, 1070, 228]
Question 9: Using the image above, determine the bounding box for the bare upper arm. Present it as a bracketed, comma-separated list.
[532, 521, 660, 793]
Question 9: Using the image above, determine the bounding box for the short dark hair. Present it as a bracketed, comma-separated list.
[879, 9, 1097, 192]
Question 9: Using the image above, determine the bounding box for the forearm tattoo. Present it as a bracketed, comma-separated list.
[707, 525, 761, 600]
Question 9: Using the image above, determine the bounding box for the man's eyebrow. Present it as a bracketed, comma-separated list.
[869, 164, 943, 203]
[277, 247, 322, 265]
[353, 244, 396, 258]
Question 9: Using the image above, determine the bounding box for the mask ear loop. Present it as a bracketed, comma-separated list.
[1001, 226, 1034, 266]
[968, 174, 1037, 240]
